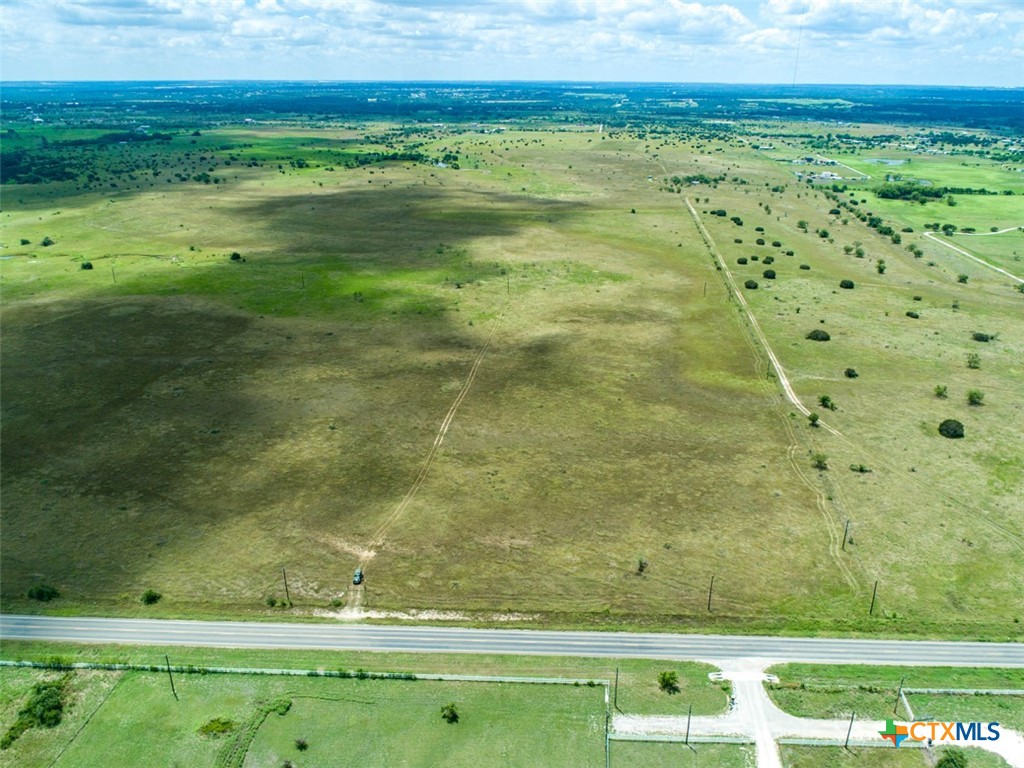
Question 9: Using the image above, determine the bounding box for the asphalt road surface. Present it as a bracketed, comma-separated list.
[2, 615, 1022, 667]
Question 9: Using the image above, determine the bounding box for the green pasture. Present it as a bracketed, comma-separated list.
[781, 745, 1010, 768]
[610, 739, 755, 767]
[766, 664, 1024, 731]
[2, 120, 1021, 638]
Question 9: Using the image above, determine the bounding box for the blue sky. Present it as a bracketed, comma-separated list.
[2, 0, 1022, 86]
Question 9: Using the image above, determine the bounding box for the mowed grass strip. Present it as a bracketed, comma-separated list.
[0, 640, 728, 717]
[766, 664, 1024, 731]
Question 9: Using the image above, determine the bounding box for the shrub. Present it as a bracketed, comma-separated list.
[839, 279, 855, 289]
[818, 395, 836, 411]
[734, 238, 743, 244]
[27, 585, 59, 602]
[957, 274, 969, 283]
[141, 589, 162, 605]
[799, 264, 811, 270]
[80, 262, 93, 270]
[913, 295, 922, 301]
[844, 368, 858, 378]
[785, 250, 795, 256]
[266, 596, 277, 607]
[762, 255, 774, 265]
[295, 737, 309, 751]
[971, 332, 993, 342]
[806, 329, 830, 341]
[755, 238, 765, 245]
[938, 419, 964, 439]
[966, 353, 981, 370]
[1, 678, 68, 749]
[41, 236, 55, 247]
[744, 280, 758, 290]
[755, 226, 765, 232]
[936, 746, 969, 768]
[20, 238, 31, 245]
[906, 311, 919, 319]
[772, 240, 782, 247]
[877, 260, 886, 274]
[934, 385, 948, 399]
[967, 389, 984, 406]
[762, 270, 776, 279]
[658, 671, 680, 694]
[441, 703, 460, 723]
[230, 252, 242, 261]
[737, 257, 748, 265]
[811, 452, 829, 470]
[198, 718, 237, 737]
[808, 413, 819, 428]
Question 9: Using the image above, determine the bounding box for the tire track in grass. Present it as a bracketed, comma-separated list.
[676, 191, 857, 590]
[351, 268, 519, 591]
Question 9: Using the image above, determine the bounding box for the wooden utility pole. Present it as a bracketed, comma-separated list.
[869, 580, 878, 616]
[707, 575, 715, 612]
[282, 567, 291, 606]
[845, 711, 855, 749]
[842, 520, 851, 551]
[894, 676, 905, 715]
[685, 703, 692, 745]
[613, 667, 619, 712]
[165, 655, 178, 701]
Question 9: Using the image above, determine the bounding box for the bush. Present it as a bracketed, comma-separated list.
[20, 238, 30, 245]
[744, 279, 758, 290]
[762, 270, 776, 279]
[844, 368, 858, 378]
[658, 671, 680, 694]
[734, 238, 743, 244]
[839, 279, 855, 289]
[1, 678, 68, 749]
[811, 452, 829, 470]
[41, 236, 55, 247]
[938, 419, 964, 439]
[755, 238, 765, 245]
[818, 395, 836, 411]
[966, 353, 981, 369]
[141, 589, 162, 605]
[230, 252, 242, 261]
[27, 585, 60, 602]
[441, 703, 460, 724]
[737, 257, 748, 265]
[198, 718, 237, 737]
[913, 295, 922, 301]
[295, 737, 309, 751]
[785, 250, 794, 256]
[806, 329, 830, 341]
[934, 385, 948, 399]
[967, 389, 984, 406]
[957, 274, 969, 283]
[799, 264, 811, 270]
[771, 240, 782, 247]
[971, 332, 993, 342]
[936, 746, 969, 768]
[906, 311, 919, 318]
[80, 262, 93, 270]
[762, 255, 774, 265]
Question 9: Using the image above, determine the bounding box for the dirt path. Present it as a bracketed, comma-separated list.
[923, 229, 1024, 283]
[683, 197, 841, 437]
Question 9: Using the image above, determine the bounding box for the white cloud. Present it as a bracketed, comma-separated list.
[0, 0, 1019, 85]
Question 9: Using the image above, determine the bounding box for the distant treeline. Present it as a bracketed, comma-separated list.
[876, 181, 1013, 202]
[60, 132, 174, 147]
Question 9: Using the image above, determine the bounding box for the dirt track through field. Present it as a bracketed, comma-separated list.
[347, 263, 518, 598]
[923, 228, 1024, 283]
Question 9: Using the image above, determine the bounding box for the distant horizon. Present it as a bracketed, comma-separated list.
[3, 79, 1021, 90]
[2, 1, 1020, 88]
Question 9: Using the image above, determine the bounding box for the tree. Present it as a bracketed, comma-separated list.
[839, 279, 855, 289]
[966, 353, 981, 370]
[844, 368, 858, 378]
[658, 671, 680, 694]
[441, 703, 460, 723]
[876, 260, 886, 274]
[967, 389, 984, 406]
[636, 557, 649, 576]
[938, 419, 964, 439]
[798, 220, 808, 231]
[934, 385, 948, 399]
[806, 329, 830, 341]
[763, 269, 776, 279]
[936, 745, 969, 768]
[41, 236, 55, 247]
[818, 395, 836, 411]
[744, 279, 759, 289]
[957, 273, 969, 283]
[141, 589, 162, 605]
[27, 585, 59, 602]
[811, 452, 829, 470]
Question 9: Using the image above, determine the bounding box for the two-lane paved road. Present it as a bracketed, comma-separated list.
[2, 615, 1021, 667]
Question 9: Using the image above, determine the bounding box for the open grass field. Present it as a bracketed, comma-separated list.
[0, 666, 607, 768]
[0, 640, 729, 717]
[610, 739, 755, 767]
[766, 663, 1024, 731]
[781, 745, 1010, 768]
[2, 117, 1022, 638]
